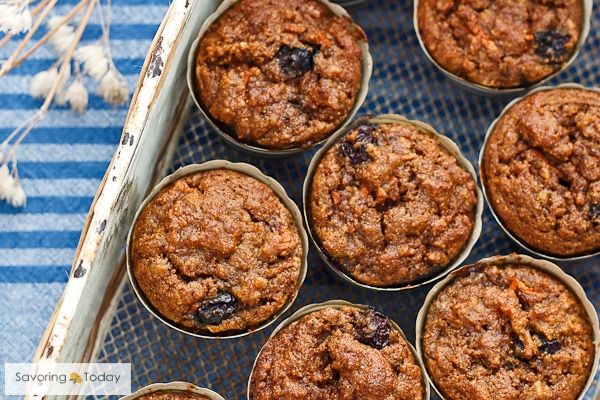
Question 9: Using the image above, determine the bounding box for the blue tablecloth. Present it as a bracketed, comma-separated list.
[0, 0, 169, 383]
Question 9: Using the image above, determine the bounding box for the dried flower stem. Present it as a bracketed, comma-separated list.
[0, 0, 58, 77]
[12, 0, 90, 69]
[1, 0, 123, 207]
[1, 0, 97, 163]
[39, 0, 98, 111]
[0, 112, 44, 165]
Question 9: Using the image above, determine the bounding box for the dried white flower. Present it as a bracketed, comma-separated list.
[0, 163, 26, 207]
[97, 68, 129, 107]
[0, 164, 13, 201]
[9, 180, 26, 207]
[54, 87, 68, 106]
[0, 1, 32, 34]
[30, 64, 71, 99]
[30, 67, 59, 99]
[75, 44, 109, 81]
[47, 16, 76, 56]
[65, 79, 89, 113]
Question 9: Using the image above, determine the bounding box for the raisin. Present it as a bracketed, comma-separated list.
[192, 292, 237, 327]
[340, 124, 377, 165]
[590, 203, 600, 226]
[275, 44, 318, 76]
[534, 30, 572, 63]
[537, 334, 561, 354]
[356, 307, 392, 349]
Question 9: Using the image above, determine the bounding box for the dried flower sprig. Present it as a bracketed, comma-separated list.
[0, 0, 32, 34]
[0, 0, 130, 207]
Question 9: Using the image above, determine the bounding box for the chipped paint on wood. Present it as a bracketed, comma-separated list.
[73, 261, 87, 278]
[147, 36, 165, 78]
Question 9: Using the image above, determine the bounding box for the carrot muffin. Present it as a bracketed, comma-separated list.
[416, 0, 584, 89]
[129, 168, 303, 336]
[307, 119, 479, 287]
[193, 0, 367, 150]
[421, 260, 595, 400]
[481, 87, 600, 257]
[249, 305, 426, 399]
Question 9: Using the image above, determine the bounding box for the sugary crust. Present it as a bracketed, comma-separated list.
[195, 0, 365, 149]
[482, 88, 600, 257]
[130, 169, 302, 335]
[422, 263, 595, 400]
[417, 0, 583, 88]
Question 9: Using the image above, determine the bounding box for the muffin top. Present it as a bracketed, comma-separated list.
[194, 0, 366, 150]
[422, 262, 595, 400]
[308, 121, 478, 287]
[416, 0, 583, 89]
[481, 87, 600, 257]
[130, 168, 303, 335]
[249, 305, 426, 400]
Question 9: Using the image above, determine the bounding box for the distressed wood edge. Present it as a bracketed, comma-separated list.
[28, 0, 196, 396]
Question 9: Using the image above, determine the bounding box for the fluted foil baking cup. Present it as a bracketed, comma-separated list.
[248, 300, 431, 400]
[119, 382, 226, 400]
[303, 113, 484, 291]
[186, 0, 373, 156]
[415, 254, 600, 400]
[126, 160, 309, 339]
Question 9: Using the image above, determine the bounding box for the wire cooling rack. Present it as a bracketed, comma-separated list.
[93, 0, 600, 398]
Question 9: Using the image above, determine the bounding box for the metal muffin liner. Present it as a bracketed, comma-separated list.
[247, 299, 431, 399]
[119, 381, 226, 400]
[413, 0, 592, 97]
[479, 83, 600, 261]
[126, 160, 309, 339]
[303, 113, 484, 291]
[186, 0, 373, 157]
[415, 253, 600, 400]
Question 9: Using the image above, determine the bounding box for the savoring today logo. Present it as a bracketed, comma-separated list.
[5, 363, 131, 396]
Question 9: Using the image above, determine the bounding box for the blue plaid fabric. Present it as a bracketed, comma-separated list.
[0, 0, 169, 374]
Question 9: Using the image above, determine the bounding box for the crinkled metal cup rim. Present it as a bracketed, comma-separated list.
[126, 160, 309, 339]
[247, 299, 431, 400]
[412, 0, 592, 97]
[302, 113, 484, 291]
[415, 253, 600, 400]
[119, 382, 226, 400]
[479, 83, 600, 261]
[186, 0, 373, 157]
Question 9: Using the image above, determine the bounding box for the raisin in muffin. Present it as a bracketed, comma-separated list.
[480, 86, 600, 258]
[419, 255, 597, 400]
[249, 302, 427, 399]
[128, 163, 306, 336]
[191, 0, 369, 151]
[305, 115, 481, 288]
[416, 0, 586, 90]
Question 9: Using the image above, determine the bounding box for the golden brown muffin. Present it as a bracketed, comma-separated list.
[130, 168, 303, 335]
[416, 0, 584, 89]
[481, 87, 600, 257]
[249, 305, 426, 399]
[421, 261, 595, 400]
[194, 0, 366, 150]
[307, 120, 478, 287]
